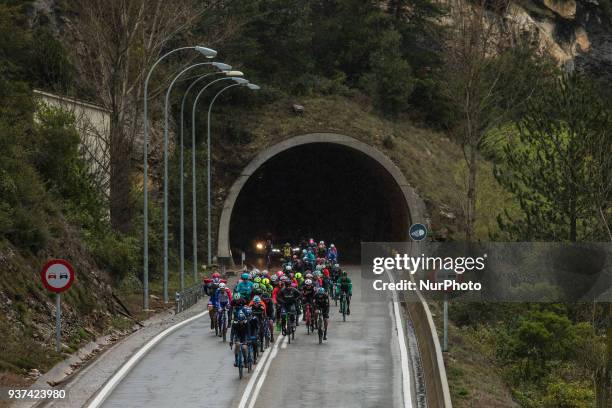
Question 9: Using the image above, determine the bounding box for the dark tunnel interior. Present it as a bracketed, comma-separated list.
[229, 143, 410, 262]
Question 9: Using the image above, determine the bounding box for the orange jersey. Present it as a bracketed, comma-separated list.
[248, 300, 267, 314]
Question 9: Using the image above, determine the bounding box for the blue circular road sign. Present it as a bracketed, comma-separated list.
[409, 223, 428, 241]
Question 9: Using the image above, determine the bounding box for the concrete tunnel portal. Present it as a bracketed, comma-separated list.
[217, 133, 424, 265]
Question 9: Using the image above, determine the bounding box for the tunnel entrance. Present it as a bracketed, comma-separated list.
[220, 134, 418, 264]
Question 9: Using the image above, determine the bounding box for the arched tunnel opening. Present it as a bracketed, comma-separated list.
[228, 142, 410, 263]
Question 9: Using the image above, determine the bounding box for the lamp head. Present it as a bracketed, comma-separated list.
[247, 84, 260, 90]
[230, 77, 249, 84]
[195, 46, 217, 58]
[212, 62, 232, 71]
[224, 70, 244, 77]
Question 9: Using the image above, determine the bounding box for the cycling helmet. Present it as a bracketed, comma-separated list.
[330, 244, 335, 248]
[263, 269, 270, 277]
[234, 292, 241, 300]
[253, 282, 260, 289]
[270, 275, 278, 282]
[253, 296, 261, 303]
[318, 287, 326, 294]
[334, 264, 340, 268]
[319, 240, 324, 245]
[291, 282, 297, 288]
[219, 282, 226, 289]
[305, 273, 313, 279]
[262, 278, 270, 285]
[342, 271, 347, 276]
[244, 307, 252, 317]
[237, 311, 246, 322]
[305, 279, 313, 285]
[212, 277, 220, 284]
[314, 270, 321, 277]
[295, 272, 302, 280]
[241, 272, 250, 280]
[285, 265, 292, 271]
[276, 270, 284, 277]
[212, 272, 221, 279]
[254, 277, 262, 283]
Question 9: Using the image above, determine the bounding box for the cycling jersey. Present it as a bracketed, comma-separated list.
[230, 321, 249, 343]
[336, 276, 352, 295]
[211, 287, 232, 309]
[235, 280, 254, 299]
[301, 285, 315, 304]
[278, 287, 301, 305]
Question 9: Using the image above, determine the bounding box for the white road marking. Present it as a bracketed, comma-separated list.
[386, 268, 413, 408]
[236, 332, 276, 408]
[243, 336, 287, 408]
[86, 310, 209, 408]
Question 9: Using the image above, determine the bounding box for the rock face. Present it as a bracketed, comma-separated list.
[508, 0, 612, 78]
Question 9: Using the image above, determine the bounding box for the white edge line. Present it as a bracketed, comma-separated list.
[237, 331, 275, 408]
[86, 310, 209, 408]
[245, 336, 287, 408]
[386, 268, 413, 408]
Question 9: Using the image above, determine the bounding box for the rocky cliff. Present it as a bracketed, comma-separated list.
[508, 0, 612, 77]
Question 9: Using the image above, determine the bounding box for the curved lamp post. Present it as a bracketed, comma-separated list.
[179, 71, 244, 290]
[161, 61, 231, 302]
[143, 45, 216, 310]
[190, 76, 249, 278]
[206, 83, 261, 266]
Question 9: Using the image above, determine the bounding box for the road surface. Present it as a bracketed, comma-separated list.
[99, 266, 414, 408]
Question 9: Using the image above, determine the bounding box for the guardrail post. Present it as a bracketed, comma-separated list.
[175, 292, 181, 314]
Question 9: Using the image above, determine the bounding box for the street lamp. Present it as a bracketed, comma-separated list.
[142, 45, 216, 311]
[190, 76, 248, 277]
[161, 61, 230, 302]
[179, 70, 244, 289]
[206, 82, 260, 266]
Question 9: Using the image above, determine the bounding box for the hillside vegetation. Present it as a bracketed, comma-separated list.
[1, 0, 611, 406]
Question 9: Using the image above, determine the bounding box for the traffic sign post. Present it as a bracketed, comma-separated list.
[41, 259, 75, 353]
[409, 223, 428, 241]
[435, 268, 457, 352]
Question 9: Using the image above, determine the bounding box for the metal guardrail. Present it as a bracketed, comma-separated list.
[175, 283, 206, 314]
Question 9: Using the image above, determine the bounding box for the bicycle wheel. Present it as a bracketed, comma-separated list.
[238, 348, 243, 379]
[222, 313, 227, 342]
[341, 296, 347, 322]
[247, 345, 253, 373]
[306, 306, 311, 335]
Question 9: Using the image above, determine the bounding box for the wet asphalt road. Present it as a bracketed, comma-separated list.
[101, 266, 408, 408]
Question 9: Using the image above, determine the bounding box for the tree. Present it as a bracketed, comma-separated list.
[496, 73, 612, 242]
[441, 0, 546, 241]
[68, 0, 207, 233]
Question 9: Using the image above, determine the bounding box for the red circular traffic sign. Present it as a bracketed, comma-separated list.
[41, 259, 75, 293]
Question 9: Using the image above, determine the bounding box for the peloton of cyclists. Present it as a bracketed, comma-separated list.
[205, 239, 348, 377]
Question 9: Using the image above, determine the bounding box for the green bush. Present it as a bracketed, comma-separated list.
[91, 231, 140, 283]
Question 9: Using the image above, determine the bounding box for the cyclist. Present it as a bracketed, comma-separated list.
[301, 278, 316, 322]
[260, 290, 275, 342]
[277, 280, 301, 336]
[204, 272, 223, 296]
[331, 263, 341, 283]
[327, 243, 338, 262]
[230, 292, 247, 322]
[235, 272, 254, 300]
[244, 307, 259, 364]
[230, 311, 249, 367]
[317, 241, 326, 258]
[282, 242, 292, 262]
[211, 282, 232, 311]
[336, 270, 353, 315]
[313, 287, 330, 340]
[294, 272, 304, 288]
